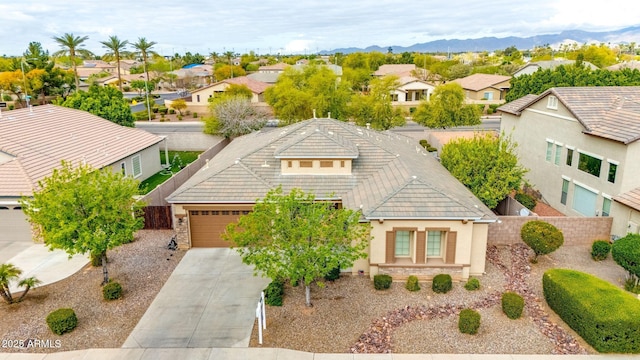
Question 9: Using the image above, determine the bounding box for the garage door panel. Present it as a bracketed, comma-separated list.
[189, 210, 244, 247]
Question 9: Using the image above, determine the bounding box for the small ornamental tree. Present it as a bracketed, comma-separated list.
[520, 220, 564, 262]
[612, 234, 640, 290]
[223, 186, 370, 307]
[0, 263, 41, 304]
[170, 98, 187, 115]
[21, 161, 144, 285]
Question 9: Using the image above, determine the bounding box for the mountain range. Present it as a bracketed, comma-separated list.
[321, 26, 640, 54]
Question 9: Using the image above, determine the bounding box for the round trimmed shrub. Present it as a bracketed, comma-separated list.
[373, 274, 392, 290]
[464, 277, 480, 291]
[103, 281, 122, 300]
[502, 291, 524, 319]
[612, 234, 640, 279]
[591, 240, 611, 261]
[46, 308, 78, 335]
[458, 308, 481, 335]
[405, 275, 420, 292]
[264, 279, 285, 306]
[324, 266, 340, 281]
[432, 274, 452, 294]
[521, 220, 564, 262]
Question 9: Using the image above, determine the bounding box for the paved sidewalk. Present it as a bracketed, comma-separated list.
[0, 349, 637, 359]
[1, 243, 88, 294]
[122, 248, 269, 348]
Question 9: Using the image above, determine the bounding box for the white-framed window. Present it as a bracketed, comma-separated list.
[547, 95, 558, 109]
[395, 230, 412, 257]
[602, 195, 612, 217]
[607, 160, 618, 183]
[572, 182, 598, 216]
[483, 91, 493, 100]
[561, 178, 570, 205]
[546, 141, 554, 162]
[554, 144, 562, 165]
[577, 151, 602, 178]
[566, 147, 574, 166]
[132, 155, 142, 178]
[427, 231, 444, 257]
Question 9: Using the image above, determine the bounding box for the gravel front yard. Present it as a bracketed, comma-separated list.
[0, 230, 184, 353]
[249, 243, 628, 354]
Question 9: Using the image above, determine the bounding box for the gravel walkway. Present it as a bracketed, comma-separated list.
[0, 230, 184, 353]
[250, 243, 627, 354]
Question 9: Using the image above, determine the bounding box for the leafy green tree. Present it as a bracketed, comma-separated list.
[520, 221, 564, 262]
[131, 37, 157, 94]
[413, 83, 481, 129]
[214, 65, 246, 81]
[265, 64, 352, 124]
[349, 75, 405, 130]
[21, 161, 144, 285]
[204, 95, 268, 138]
[100, 35, 130, 91]
[23, 42, 50, 70]
[52, 33, 94, 90]
[130, 79, 148, 96]
[224, 187, 370, 307]
[0, 263, 41, 304]
[441, 133, 527, 209]
[57, 84, 135, 127]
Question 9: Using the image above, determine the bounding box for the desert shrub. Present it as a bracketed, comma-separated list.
[102, 281, 122, 300]
[521, 220, 564, 262]
[405, 275, 420, 291]
[501, 291, 524, 319]
[192, 112, 198, 118]
[9, 105, 15, 110]
[46, 308, 78, 335]
[464, 277, 480, 291]
[177, 115, 183, 121]
[432, 274, 452, 293]
[122, 86, 131, 92]
[458, 308, 481, 335]
[612, 234, 640, 280]
[324, 266, 340, 281]
[591, 240, 611, 261]
[515, 191, 536, 210]
[169, 108, 175, 114]
[158, 106, 168, 114]
[419, 139, 437, 152]
[264, 279, 285, 306]
[543, 268, 640, 353]
[373, 274, 392, 290]
[151, 106, 159, 113]
[185, 110, 191, 116]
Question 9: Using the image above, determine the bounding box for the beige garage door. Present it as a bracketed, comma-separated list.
[0, 206, 32, 242]
[189, 209, 248, 247]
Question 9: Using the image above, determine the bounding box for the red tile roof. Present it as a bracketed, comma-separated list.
[0, 105, 162, 197]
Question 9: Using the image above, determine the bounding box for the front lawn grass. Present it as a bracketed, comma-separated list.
[139, 151, 201, 194]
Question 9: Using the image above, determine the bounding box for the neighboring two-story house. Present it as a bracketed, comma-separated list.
[452, 73, 511, 102]
[499, 87, 640, 238]
[167, 117, 496, 280]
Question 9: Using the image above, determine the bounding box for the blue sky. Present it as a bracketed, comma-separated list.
[1, 0, 639, 57]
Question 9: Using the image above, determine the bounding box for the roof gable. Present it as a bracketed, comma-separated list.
[274, 126, 359, 159]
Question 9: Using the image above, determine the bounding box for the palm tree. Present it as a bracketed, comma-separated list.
[100, 35, 129, 91]
[132, 37, 157, 93]
[0, 263, 39, 304]
[52, 33, 94, 90]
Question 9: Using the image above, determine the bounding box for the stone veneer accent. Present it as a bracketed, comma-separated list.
[175, 215, 190, 249]
[378, 266, 464, 281]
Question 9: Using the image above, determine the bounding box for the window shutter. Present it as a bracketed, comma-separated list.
[416, 231, 426, 264]
[445, 231, 457, 264]
[385, 231, 395, 263]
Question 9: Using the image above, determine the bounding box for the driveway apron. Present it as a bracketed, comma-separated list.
[123, 248, 269, 348]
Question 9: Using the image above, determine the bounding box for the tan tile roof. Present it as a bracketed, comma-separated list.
[0, 105, 163, 197]
[224, 76, 271, 94]
[497, 94, 538, 115]
[452, 73, 511, 91]
[374, 64, 416, 76]
[258, 63, 289, 71]
[168, 119, 495, 221]
[502, 87, 640, 144]
[614, 187, 640, 212]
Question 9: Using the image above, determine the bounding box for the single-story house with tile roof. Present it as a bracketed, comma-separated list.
[190, 76, 271, 105]
[498, 86, 640, 239]
[167, 118, 496, 280]
[452, 73, 511, 101]
[0, 105, 164, 242]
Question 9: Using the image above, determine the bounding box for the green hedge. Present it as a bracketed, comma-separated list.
[46, 308, 78, 335]
[458, 308, 481, 335]
[264, 279, 285, 306]
[501, 291, 524, 319]
[373, 274, 392, 290]
[405, 275, 420, 291]
[543, 268, 640, 353]
[103, 281, 122, 300]
[432, 274, 452, 293]
[591, 240, 611, 261]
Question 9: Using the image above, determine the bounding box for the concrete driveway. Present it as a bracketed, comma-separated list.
[123, 248, 269, 348]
